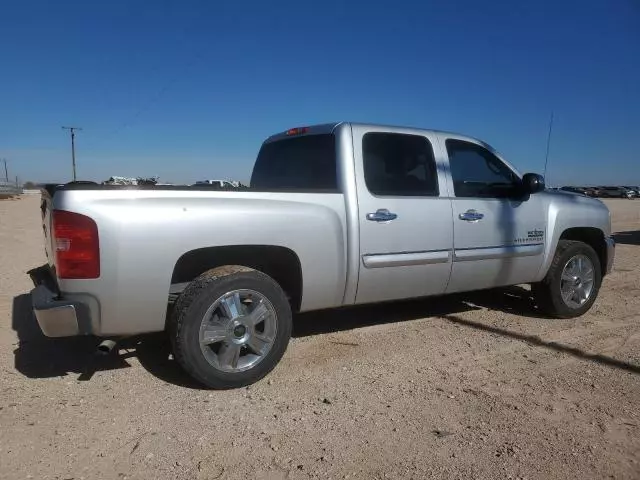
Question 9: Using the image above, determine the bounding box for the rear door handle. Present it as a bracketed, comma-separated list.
[366, 209, 398, 222]
[459, 209, 484, 222]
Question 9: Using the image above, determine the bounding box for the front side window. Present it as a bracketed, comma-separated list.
[446, 139, 519, 198]
[362, 133, 439, 196]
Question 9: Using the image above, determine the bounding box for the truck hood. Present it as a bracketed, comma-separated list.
[541, 188, 605, 206]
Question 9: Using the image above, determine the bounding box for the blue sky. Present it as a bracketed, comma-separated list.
[1, 0, 638, 186]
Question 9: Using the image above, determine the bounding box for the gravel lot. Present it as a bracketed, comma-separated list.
[1, 195, 639, 480]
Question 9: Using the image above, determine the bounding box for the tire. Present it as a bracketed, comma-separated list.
[170, 266, 292, 389]
[532, 240, 602, 318]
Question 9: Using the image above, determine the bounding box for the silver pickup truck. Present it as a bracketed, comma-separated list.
[31, 122, 615, 388]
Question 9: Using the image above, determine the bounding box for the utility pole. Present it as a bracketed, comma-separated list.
[543, 112, 554, 180]
[62, 126, 82, 181]
[2, 158, 7, 182]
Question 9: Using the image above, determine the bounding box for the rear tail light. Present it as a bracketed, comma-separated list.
[53, 210, 100, 279]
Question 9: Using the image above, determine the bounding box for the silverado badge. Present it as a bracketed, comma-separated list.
[527, 229, 545, 240]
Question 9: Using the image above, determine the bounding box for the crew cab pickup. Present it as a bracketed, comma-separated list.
[31, 123, 615, 388]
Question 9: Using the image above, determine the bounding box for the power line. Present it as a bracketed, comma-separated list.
[543, 111, 554, 180]
[106, 50, 207, 139]
[62, 126, 83, 181]
[82, 5, 210, 146]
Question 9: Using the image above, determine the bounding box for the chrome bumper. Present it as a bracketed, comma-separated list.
[29, 266, 90, 337]
[605, 236, 615, 275]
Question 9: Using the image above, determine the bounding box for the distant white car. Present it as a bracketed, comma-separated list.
[104, 176, 159, 186]
[193, 180, 243, 188]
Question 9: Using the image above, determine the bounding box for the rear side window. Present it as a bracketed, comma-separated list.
[362, 133, 439, 196]
[250, 134, 338, 191]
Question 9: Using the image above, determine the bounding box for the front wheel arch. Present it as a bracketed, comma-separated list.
[555, 227, 608, 276]
[532, 240, 602, 318]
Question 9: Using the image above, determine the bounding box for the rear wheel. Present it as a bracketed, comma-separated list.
[170, 266, 292, 389]
[532, 240, 602, 318]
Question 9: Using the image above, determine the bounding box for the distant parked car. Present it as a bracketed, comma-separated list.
[582, 187, 600, 197]
[560, 186, 589, 196]
[598, 186, 635, 199]
[623, 186, 639, 197]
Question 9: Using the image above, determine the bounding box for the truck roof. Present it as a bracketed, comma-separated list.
[264, 122, 483, 145]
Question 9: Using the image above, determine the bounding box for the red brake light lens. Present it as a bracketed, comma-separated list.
[53, 210, 100, 279]
[285, 127, 309, 136]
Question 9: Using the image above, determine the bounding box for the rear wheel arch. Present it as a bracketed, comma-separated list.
[170, 245, 303, 312]
[169, 266, 293, 388]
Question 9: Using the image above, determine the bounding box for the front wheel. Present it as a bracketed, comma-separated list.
[170, 266, 292, 389]
[532, 240, 602, 318]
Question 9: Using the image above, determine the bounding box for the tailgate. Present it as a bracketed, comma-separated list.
[40, 184, 60, 270]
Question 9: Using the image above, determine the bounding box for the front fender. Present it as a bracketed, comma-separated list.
[535, 192, 611, 281]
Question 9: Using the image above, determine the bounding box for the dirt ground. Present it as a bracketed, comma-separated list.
[1, 195, 639, 480]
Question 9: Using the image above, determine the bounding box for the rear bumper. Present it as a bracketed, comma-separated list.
[605, 236, 615, 275]
[28, 266, 91, 337]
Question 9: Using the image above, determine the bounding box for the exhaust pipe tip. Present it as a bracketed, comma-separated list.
[97, 339, 117, 355]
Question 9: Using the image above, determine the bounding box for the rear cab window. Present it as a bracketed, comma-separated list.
[362, 132, 439, 197]
[251, 133, 339, 192]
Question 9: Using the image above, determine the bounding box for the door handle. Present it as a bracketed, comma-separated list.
[366, 209, 398, 222]
[459, 209, 484, 222]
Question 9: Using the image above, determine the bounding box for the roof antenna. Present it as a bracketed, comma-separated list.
[543, 111, 554, 181]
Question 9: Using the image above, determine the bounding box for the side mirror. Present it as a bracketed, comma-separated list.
[522, 173, 545, 194]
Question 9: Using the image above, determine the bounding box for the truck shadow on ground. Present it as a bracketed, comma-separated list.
[613, 230, 640, 246]
[12, 286, 639, 389]
[292, 286, 548, 338]
[11, 293, 134, 381]
[11, 293, 197, 387]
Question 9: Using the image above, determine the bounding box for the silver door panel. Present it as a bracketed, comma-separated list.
[453, 243, 544, 261]
[352, 124, 454, 304]
[363, 249, 451, 268]
[447, 254, 544, 293]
